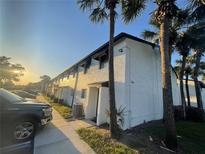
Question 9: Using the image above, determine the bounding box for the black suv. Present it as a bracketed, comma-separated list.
[0, 88, 52, 147]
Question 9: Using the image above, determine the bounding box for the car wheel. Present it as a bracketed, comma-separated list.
[13, 120, 37, 141]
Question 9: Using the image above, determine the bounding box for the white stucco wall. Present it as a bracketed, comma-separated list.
[57, 73, 77, 105]
[69, 41, 127, 122]
[183, 80, 205, 108]
[97, 87, 109, 126]
[124, 38, 181, 129]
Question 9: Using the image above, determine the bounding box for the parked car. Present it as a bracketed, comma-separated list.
[12, 90, 36, 99]
[0, 88, 52, 147]
[23, 89, 39, 96]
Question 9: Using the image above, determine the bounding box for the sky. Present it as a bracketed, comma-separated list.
[0, 0, 187, 85]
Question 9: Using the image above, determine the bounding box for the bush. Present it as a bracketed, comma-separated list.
[186, 107, 205, 122]
[173, 106, 205, 122]
[59, 99, 64, 103]
[174, 105, 184, 121]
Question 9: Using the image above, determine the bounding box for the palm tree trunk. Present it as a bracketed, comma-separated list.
[108, 0, 118, 138]
[163, 45, 173, 121]
[179, 55, 186, 118]
[185, 72, 191, 107]
[160, 16, 177, 149]
[193, 50, 203, 109]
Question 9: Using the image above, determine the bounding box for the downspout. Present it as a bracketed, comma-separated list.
[71, 66, 79, 108]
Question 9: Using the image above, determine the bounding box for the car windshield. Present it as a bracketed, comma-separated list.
[0, 88, 26, 103]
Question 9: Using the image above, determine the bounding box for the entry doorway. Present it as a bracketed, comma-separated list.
[87, 87, 100, 123]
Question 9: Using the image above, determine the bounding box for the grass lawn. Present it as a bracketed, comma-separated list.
[78, 122, 205, 154]
[77, 128, 138, 154]
[143, 121, 205, 154]
[44, 96, 72, 119]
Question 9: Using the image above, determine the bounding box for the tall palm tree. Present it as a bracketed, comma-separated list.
[185, 66, 192, 106]
[188, 22, 205, 109]
[142, 9, 189, 119]
[155, 0, 178, 149]
[176, 55, 205, 107]
[77, 0, 146, 138]
[175, 32, 192, 118]
[188, 0, 205, 109]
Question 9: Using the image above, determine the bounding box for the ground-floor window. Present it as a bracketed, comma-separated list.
[81, 89, 87, 99]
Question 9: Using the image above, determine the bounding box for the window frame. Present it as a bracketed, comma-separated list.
[81, 89, 87, 99]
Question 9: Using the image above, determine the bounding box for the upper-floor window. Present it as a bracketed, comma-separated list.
[99, 56, 108, 69]
[81, 89, 87, 99]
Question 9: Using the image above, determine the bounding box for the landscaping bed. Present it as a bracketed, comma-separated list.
[44, 96, 72, 119]
[77, 128, 138, 154]
[78, 121, 205, 154]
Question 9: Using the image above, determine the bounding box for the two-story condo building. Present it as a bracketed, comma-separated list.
[47, 33, 181, 130]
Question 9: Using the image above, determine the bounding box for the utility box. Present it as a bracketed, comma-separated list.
[73, 103, 84, 118]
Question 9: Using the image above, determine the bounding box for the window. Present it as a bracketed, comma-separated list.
[81, 89, 87, 99]
[99, 56, 108, 69]
[84, 66, 87, 74]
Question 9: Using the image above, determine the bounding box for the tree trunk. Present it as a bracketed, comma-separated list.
[160, 17, 177, 149]
[108, 1, 118, 138]
[163, 39, 173, 121]
[185, 72, 191, 107]
[179, 55, 186, 118]
[193, 50, 203, 109]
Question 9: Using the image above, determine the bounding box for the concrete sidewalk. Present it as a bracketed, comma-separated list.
[34, 95, 95, 154]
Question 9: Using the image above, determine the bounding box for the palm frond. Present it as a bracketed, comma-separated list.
[187, 0, 205, 23]
[121, 0, 146, 24]
[141, 30, 158, 41]
[188, 5, 205, 23]
[172, 8, 190, 28]
[149, 13, 160, 29]
[77, 0, 98, 11]
[89, 7, 108, 23]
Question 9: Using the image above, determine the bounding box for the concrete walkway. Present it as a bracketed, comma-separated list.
[34, 95, 95, 154]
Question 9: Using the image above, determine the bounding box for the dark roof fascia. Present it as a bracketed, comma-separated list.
[51, 32, 157, 81]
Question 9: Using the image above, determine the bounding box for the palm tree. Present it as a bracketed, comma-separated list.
[185, 66, 192, 106]
[142, 9, 189, 119]
[154, 0, 178, 149]
[188, 0, 205, 109]
[188, 22, 205, 109]
[77, 0, 146, 138]
[175, 32, 192, 118]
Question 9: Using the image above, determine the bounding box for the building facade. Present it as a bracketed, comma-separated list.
[47, 33, 181, 130]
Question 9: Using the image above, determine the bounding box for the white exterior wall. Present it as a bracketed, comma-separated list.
[71, 41, 127, 122]
[124, 38, 181, 129]
[183, 80, 205, 108]
[51, 37, 182, 130]
[57, 74, 77, 105]
[97, 87, 109, 125]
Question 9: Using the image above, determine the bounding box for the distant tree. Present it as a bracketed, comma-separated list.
[40, 75, 51, 82]
[39, 75, 51, 93]
[0, 56, 25, 88]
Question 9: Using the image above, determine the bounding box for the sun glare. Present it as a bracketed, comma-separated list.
[13, 70, 20, 74]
